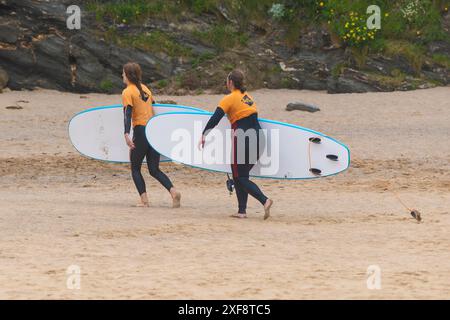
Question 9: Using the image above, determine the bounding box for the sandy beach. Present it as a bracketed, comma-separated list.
[0, 87, 449, 299]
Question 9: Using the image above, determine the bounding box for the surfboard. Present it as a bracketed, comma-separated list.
[69, 104, 206, 163]
[145, 112, 350, 179]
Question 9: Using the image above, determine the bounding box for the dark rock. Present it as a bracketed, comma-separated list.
[366, 55, 416, 76]
[427, 40, 450, 55]
[327, 76, 381, 94]
[0, 22, 20, 44]
[286, 102, 320, 113]
[0, 0, 180, 93]
[0, 66, 8, 89]
[158, 100, 178, 105]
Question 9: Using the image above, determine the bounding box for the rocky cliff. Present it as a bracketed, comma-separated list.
[0, 0, 449, 94]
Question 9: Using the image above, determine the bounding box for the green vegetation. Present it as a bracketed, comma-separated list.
[431, 54, 450, 69]
[331, 62, 347, 79]
[87, 0, 448, 49]
[156, 79, 169, 89]
[104, 27, 192, 57]
[86, 0, 179, 23]
[191, 52, 216, 68]
[124, 31, 192, 57]
[384, 40, 426, 74]
[86, 0, 449, 85]
[193, 25, 249, 51]
[99, 79, 113, 92]
[367, 70, 407, 88]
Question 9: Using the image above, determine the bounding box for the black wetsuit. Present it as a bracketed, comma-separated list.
[124, 106, 173, 195]
[204, 108, 268, 213]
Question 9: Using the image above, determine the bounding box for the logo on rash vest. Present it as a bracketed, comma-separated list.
[242, 95, 254, 106]
[141, 92, 149, 102]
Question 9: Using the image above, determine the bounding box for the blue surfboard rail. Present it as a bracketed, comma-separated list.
[145, 111, 351, 180]
[68, 104, 207, 164]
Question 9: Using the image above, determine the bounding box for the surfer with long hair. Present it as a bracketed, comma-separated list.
[198, 70, 273, 219]
[122, 62, 181, 208]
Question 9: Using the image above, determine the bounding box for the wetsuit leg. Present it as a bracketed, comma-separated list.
[233, 177, 249, 214]
[231, 114, 268, 211]
[130, 126, 148, 195]
[146, 144, 174, 192]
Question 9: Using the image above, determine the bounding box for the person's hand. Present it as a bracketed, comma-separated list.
[198, 135, 206, 150]
[125, 133, 135, 150]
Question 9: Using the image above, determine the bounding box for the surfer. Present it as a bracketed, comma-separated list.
[198, 70, 273, 220]
[122, 62, 181, 208]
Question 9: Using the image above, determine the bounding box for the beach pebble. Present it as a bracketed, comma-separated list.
[286, 102, 320, 113]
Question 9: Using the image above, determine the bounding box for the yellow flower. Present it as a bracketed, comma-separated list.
[320, 2, 324, 6]
[385, 13, 389, 17]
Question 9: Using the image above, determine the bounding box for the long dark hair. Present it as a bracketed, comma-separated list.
[123, 62, 147, 100]
[228, 69, 246, 93]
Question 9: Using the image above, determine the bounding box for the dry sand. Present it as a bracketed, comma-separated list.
[0, 87, 449, 299]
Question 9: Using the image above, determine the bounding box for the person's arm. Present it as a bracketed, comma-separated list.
[202, 107, 225, 136]
[124, 105, 132, 134]
[198, 107, 225, 150]
[123, 105, 135, 149]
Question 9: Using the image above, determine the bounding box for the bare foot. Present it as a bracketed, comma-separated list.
[230, 213, 247, 219]
[134, 193, 149, 207]
[263, 199, 273, 220]
[170, 188, 181, 208]
[134, 202, 149, 208]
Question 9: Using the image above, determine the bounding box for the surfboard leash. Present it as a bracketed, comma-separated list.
[226, 173, 234, 195]
[390, 182, 422, 223]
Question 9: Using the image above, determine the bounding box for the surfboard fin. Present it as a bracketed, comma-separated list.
[326, 154, 339, 161]
[309, 168, 322, 176]
[309, 137, 322, 144]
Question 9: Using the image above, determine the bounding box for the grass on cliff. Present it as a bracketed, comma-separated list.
[87, 0, 449, 88]
[87, 0, 448, 50]
[193, 25, 249, 51]
[104, 27, 192, 57]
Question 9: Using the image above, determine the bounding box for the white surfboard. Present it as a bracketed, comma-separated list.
[145, 112, 350, 179]
[69, 104, 206, 163]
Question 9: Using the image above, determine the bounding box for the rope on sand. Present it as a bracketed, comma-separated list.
[390, 182, 422, 223]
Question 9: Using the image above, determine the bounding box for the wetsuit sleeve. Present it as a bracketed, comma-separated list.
[202, 107, 225, 136]
[124, 105, 132, 134]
